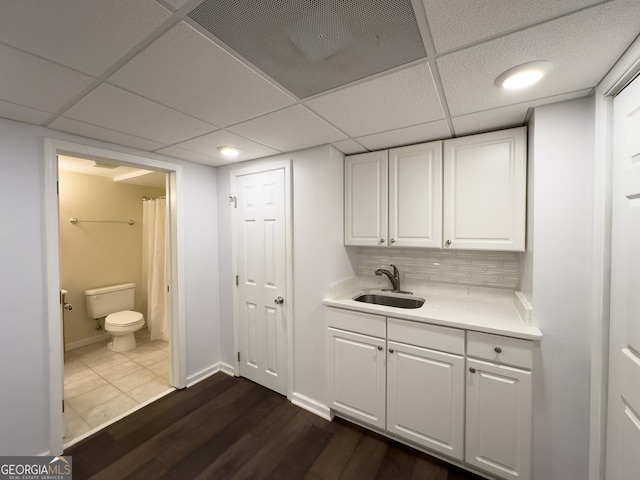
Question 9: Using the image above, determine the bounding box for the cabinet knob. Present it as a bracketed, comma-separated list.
[388, 348, 394, 353]
[494, 346, 503, 353]
[390, 238, 396, 244]
[379, 238, 385, 244]
[445, 240, 451, 247]
[469, 367, 476, 373]
[377, 345, 383, 351]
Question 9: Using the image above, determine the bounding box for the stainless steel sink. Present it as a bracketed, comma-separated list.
[353, 293, 425, 309]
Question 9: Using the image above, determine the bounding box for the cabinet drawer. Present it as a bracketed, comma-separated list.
[327, 308, 385, 338]
[388, 318, 465, 355]
[467, 331, 532, 369]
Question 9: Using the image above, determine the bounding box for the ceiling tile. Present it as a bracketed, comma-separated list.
[188, 0, 426, 98]
[0, 100, 52, 125]
[155, 145, 229, 166]
[62, 84, 215, 145]
[452, 105, 529, 137]
[228, 105, 347, 152]
[49, 117, 166, 152]
[422, 0, 604, 53]
[331, 139, 368, 155]
[163, 0, 192, 10]
[437, 0, 640, 117]
[356, 120, 451, 151]
[110, 21, 295, 127]
[305, 62, 445, 137]
[0, 44, 94, 113]
[171, 130, 280, 163]
[0, 0, 171, 76]
[452, 89, 593, 136]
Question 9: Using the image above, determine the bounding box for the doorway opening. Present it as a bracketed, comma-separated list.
[44, 139, 186, 454]
[58, 154, 172, 445]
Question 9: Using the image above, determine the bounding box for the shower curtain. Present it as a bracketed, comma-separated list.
[142, 197, 169, 342]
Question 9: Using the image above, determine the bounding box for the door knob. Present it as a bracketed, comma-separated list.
[63, 303, 73, 311]
[274, 296, 284, 305]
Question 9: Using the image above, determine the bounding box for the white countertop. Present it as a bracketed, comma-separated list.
[323, 276, 542, 341]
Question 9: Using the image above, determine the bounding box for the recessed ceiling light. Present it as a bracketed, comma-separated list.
[495, 61, 552, 90]
[218, 146, 241, 158]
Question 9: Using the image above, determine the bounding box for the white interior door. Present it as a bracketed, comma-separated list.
[234, 167, 288, 396]
[606, 73, 640, 480]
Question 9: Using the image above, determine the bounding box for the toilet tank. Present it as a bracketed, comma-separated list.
[84, 283, 136, 318]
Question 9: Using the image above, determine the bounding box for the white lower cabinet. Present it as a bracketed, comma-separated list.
[327, 308, 534, 480]
[465, 331, 533, 480]
[327, 327, 386, 429]
[327, 309, 386, 429]
[387, 340, 464, 460]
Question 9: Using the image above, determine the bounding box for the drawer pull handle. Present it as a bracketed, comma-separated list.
[389, 348, 394, 353]
[469, 367, 476, 374]
[494, 347, 503, 353]
[377, 346, 383, 351]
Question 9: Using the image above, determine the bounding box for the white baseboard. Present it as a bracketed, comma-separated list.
[291, 392, 332, 421]
[65, 333, 110, 351]
[219, 361, 236, 377]
[186, 363, 221, 387]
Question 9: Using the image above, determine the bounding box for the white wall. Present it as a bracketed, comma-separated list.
[216, 145, 354, 404]
[0, 117, 220, 455]
[526, 97, 596, 480]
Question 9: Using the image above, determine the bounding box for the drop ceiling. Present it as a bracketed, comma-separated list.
[0, 0, 638, 167]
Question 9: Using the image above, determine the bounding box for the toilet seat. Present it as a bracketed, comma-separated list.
[105, 310, 143, 327]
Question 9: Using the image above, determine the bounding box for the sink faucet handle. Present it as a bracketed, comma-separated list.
[390, 264, 400, 279]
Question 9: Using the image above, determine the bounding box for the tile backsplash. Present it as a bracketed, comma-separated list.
[357, 247, 521, 290]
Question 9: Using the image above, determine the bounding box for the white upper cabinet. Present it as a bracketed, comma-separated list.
[443, 127, 527, 251]
[344, 127, 527, 251]
[344, 151, 388, 246]
[345, 142, 442, 247]
[389, 142, 443, 248]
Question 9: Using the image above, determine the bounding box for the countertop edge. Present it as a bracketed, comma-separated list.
[323, 297, 543, 341]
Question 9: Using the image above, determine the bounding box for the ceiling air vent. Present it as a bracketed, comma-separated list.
[188, 0, 426, 99]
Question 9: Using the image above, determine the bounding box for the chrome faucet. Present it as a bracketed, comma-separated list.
[375, 264, 403, 293]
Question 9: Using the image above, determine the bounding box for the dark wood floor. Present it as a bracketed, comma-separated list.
[66, 373, 487, 480]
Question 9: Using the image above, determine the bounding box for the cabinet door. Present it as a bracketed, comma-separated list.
[466, 358, 532, 480]
[344, 151, 388, 246]
[443, 127, 526, 251]
[387, 340, 464, 460]
[327, 327, 386, 429]
[389, 142, 443, 248]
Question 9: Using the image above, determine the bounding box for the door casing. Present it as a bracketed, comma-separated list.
[590, 37, 640, 480]
[44, 138, 187, 454]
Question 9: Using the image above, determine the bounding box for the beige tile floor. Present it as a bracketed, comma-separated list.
[63, 328, 172, 444]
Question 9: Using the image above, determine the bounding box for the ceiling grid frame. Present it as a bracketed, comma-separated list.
[0, 0, 636, 165]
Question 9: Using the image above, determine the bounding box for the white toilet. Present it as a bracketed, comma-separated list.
[84, 283, 145, 352]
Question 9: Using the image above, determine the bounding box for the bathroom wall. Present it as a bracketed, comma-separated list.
[58, 170, 165, 349]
